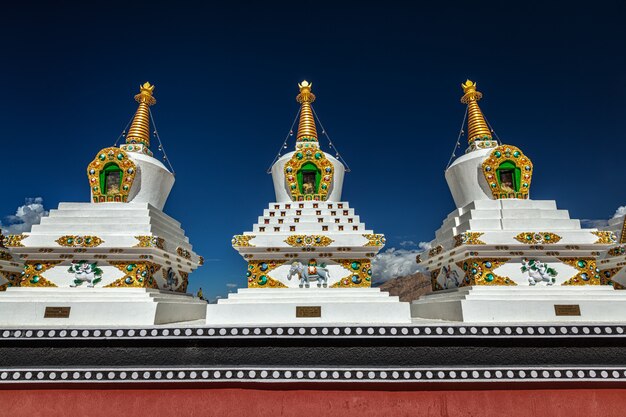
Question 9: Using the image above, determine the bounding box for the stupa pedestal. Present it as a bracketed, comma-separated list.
[0, 287, 204, 326]
[207, 81, 410, 325]
[412, 286, 626, 322]
[0, 83, 206, 326]
[412, 80, 623, 323]
[207, 288, 409, 325]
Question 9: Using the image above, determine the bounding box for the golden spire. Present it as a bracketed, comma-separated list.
[460, 80, 492, 145]
[295, 80, 318, 144]
[126, 82, 156, 148]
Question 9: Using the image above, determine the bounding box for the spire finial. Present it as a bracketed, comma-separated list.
[126, 82, 156, 148]
[295, 80, 318, 144]
[460, 79, 492, 145]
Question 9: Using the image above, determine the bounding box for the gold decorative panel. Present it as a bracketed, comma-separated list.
[514, 232, 562, 245]
[285, 235, 334, 247]
[457, 258, 515, 286]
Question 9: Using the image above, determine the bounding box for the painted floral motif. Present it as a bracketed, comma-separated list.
[607, 246, 626, 257]
[134, 236, 165, 249]
[177, 271, 189, 293]
[68, 261, 103, 287]
[591, 231, 618, 244]
[177, 247, 191, 259]
[106, 262, 160, 289]
[600, 267, 625, 289]
[0, 271, 22, 291]
[428, 245, 443, 257]
[56, 235, 103, 248]
[246, 260, 287, 288]
[20, 261, 62, 287]
[514, 232, 562, 245]
[2, 234, 27, 248]
[332, 259, 373, 288]
[457, 258, 516, 286]
[231, 235, 255, 247]
[560, 258, 604, 286]
[430, 268, 443, 291]
[362, 234, 386, 247]
[454, 232, 485, 247]
[284, 235, 334, 247]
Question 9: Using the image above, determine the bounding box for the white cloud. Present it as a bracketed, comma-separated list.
[418, 241, 432, 251]
[372, 248, 422, 284]
[225, 283, 238, 288]
[580, 205, 626, 229]
[399, 240, 417, 247]
[581, 219, 609, 229]
[1, 197, 49, 235]
[613, 206, 626, 219]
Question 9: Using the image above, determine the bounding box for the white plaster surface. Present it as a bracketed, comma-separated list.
[426, 199, 596, 251]
[125, 152, 175, 210]
[445, 148, 493, 208]
[206, 288, 411, 325]
[0, 287, 207, 326]
[411, 286, 626, 322]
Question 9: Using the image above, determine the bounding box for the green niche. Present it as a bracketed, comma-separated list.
[296, 161, 322, 195]
[99, 163, 124, 196]
[495, 160, 521, 193]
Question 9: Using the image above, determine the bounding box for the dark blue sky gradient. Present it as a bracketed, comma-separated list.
[1, 1, 625, 298]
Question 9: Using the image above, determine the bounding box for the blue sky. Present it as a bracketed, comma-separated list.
[1, 2, 625, 299]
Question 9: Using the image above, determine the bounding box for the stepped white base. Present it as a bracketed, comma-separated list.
[0, 288, 207, 326]
[206, 288, 411, 325]
[411, 286, 626, 323]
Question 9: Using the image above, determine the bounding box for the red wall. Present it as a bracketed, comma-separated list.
[2, 386, 626, 417]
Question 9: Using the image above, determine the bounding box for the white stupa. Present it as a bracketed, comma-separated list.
[0, 82, 206, 326]
[411, 80, 626, 322]
[598, 212, 626, 288]
[206, 81, 410, 325]
[0, 236, 23, 291]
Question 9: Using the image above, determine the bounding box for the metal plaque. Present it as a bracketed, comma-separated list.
[554, 304, 581, 316]
[44, 306, 71, 318]
[296, 306, 321, 318]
